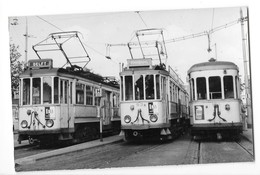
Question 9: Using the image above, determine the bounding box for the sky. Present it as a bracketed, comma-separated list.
[1, 0, 260, 175]
[8, 7, 249, 83]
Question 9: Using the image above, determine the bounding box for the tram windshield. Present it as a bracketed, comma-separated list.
[123, 74, 160, 101]
[190, 75, 236, 100]
[22, 77, 58, 105]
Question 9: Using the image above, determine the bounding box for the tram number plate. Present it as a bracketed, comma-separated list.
[148, 102, 154, 114]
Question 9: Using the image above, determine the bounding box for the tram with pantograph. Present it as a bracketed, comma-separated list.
[119, 29, 190, 141]
[17, 31, 120, 144]
[187, 58, 243, 140]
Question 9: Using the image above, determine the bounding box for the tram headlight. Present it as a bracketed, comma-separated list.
[21, 120, 28, 128]
[124, 115, 131, 123]
[130, 105, 135, 111]
[225, 104, 230, 111]
[150, 114, 158, 122]
[46, 119, 54, 128]
[195, 105, 204, 120]
[27, 109, 31, 115]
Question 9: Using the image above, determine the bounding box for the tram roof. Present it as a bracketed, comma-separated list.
[187, 60, 239, 74]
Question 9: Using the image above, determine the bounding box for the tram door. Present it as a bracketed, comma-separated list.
[60, 79, 70, 129]
[103, 90, 111, 126]
[161, 76, 168, 121]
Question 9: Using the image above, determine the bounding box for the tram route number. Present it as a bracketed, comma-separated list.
[148, 102, 154, 114]
[95, 88, 102, 97]
[45, 107, 53, 119]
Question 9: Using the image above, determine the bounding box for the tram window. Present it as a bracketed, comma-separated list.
[134, 75, 144, 100]
[22, 78, 30, 105]
[156, 75, 160, 99]
[235, 76, 239, 99]
[224, 76, 234, 99]
[125, 76, 133, 101]
[70, 82, 73, 104]
[32, 78, 41, 104]
[196, 77, 207, 100]
[43, 77, 52, 104]
[145, 75, 155, 100]
[191, 78, 195, 100]
[86, 85, 93, 105]
[76, 83, 85, 104]
[113, 93, 119, 107]
[64, 81, 68, 104]
[120, 76, 124, 101]
[60, 80, 64, 103]
[209, 76, 222, 99]
[161, 76, 166, 100]
[54, 77, 59, 104]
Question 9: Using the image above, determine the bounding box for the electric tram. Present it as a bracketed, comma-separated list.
[17, 32, 120, 144]
[119, 29, 189, 141]
[187, 58, 243, 139]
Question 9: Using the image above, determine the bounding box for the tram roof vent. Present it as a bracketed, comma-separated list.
[127, 58, 152, 69]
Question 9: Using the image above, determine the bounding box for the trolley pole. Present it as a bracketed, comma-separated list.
[240, 8, 251, 128]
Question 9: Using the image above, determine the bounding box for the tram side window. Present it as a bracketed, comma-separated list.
[145, 75, 155, 100]
[43, 77, 52, 104]
[190, 78, 195, 101]
[113, 93, 119, 107]
[125, 76, 133, 101]
[54, 77, 59, 104]
[209, 76, 222, 99]
[224, 76, 234, 99]
[156, 75, 160, 99]
[23, 78, 30, 105]
[76, 83, 85, 104]
[64, 80, 68, 104]
[86, 85, 93, 105]
[32, 78, 41, 104]
[161, 76, 166, 100]
[60, 80, 64, 103]
[196, 77, 207, 100]
[134, 75, 144, 100]
[120, 76, 124, 101]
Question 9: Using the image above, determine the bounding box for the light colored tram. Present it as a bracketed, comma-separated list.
[187, 59, 243, 139]
[120, 58, 189, 141]
[18, 59, 120, 144]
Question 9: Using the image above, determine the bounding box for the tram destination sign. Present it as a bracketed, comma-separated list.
[28, 59, 53, 69]
[127, 58, 152, 68]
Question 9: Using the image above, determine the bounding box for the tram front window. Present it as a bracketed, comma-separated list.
[43, 77, 52, 104]
[196, 77, 207, 100]
[224, 76, 234, 99]
[209, 76, 222, 99]
[125, 76, 133, 101]
[135, 75, 144, 100]
[32, 78, 41, 104]
[145, 75, 155, 99]
[22, 78, 30, 105]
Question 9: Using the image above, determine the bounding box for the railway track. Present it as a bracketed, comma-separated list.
[188, 135, 254, 164]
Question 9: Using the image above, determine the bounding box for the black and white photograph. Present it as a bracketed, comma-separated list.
[1, 0, 259, 175]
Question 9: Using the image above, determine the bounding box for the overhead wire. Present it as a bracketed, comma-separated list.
[135, 11, 148, 28]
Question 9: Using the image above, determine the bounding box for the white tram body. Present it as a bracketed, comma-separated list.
[18, 59, 120, 143]
[120, 59, 189, 140]
[187, 60, 243, 137]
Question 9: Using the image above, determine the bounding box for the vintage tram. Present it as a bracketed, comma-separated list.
[18, 59, 120, 144]
[17, 31, 120, 144]
[119, 29, 189, 141]
[187, 58, 243, 139]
